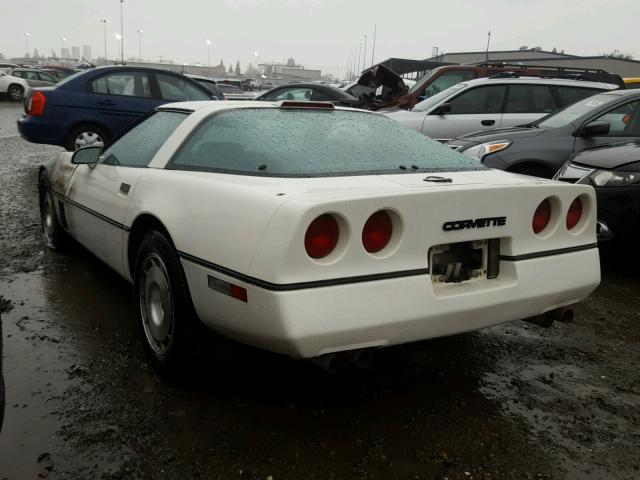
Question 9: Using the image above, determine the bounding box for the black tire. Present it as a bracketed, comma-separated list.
[38, 176, 70, 250]
[134, 230, 197, 375]
[64, 124, 109, 151]
[7, 84, 24, 101]
[509, 163, 552, 179]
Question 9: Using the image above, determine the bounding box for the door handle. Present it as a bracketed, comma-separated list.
[481, 119, 495, 126]
[98, 100, 116, 106]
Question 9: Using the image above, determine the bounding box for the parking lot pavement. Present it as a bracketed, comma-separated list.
[0, 101, 23, 138]
[0, 108, 639, 478]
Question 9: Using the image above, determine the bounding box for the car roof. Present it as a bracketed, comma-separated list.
[158, 100, 375, 115]
[186, 74, 215, 81]
[462, 76, 619, 90]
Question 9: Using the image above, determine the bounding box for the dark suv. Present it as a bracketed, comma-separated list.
[18, 66, 214, 150]
[448, 89, 640, 178]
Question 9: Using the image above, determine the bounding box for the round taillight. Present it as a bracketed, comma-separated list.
[532, 199, 552, 234]
[566, 197, 583, 230]
[362, 211, 393, 253]
[305, 214, 339, 259]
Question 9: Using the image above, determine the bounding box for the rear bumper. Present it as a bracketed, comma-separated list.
[181, 247, 600, 358]
[17, 115, 66, 147]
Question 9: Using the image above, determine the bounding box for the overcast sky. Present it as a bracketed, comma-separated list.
[1, 0, 638, 76]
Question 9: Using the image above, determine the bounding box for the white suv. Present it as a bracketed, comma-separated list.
[385, 76, 619, 142]
[0, 71, 29, 101]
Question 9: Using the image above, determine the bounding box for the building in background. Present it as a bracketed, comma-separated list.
[61, 48, 70, 59]
[82, 45, 91, 60]
[71, 46, 80, 59]
[261, 63, 321, 81]
[425, 49, 640, 77]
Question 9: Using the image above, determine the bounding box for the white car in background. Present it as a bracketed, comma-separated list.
[38, 100, 600, 373]
[0, 71, 30, 101]
[386, 77, 618, 142]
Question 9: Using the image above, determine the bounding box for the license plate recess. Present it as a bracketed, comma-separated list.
[429, 239, 500, 284]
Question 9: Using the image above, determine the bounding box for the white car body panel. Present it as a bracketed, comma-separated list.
[0, 72, 29, 95]
[42, 101, 601, 358]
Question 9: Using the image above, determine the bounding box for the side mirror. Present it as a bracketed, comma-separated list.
[577, 121, 610, 137]
[432, 103, 452, 115]
[71, 146, 101, 166]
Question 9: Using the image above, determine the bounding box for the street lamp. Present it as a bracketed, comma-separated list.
[137, 29, 143, 63]
[254, 51, 260, 75]
[363, 35, 367, 71]
[115, 33, 122, 62]
[60, 37, 67, 59]
[119, 0, 125, 63]
[206, 39, 211, 66]
[24, 33, 30, 57]
[100, 19, 109, 63]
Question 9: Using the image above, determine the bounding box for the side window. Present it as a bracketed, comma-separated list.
[11, 71, 23, 78]
[447, 86, 506, 115]
[100, 111, 187, 167]
[554, 87, 600, 108]
[38, 72, 56, 82]
[505, 85, 557, 114]
[594, 100, 640, 136]
[268, 88, 314, 101]
[91, 72, 151, 98]
[423, 71, 476, 98]
[310, 89, 331, 101]
[25, 71, 39, 80]
[156, 74, 210, 101]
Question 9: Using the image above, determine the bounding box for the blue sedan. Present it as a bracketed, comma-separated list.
[18, 66, 214, 150]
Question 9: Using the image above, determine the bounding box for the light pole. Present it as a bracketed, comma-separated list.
[115, 33, 122, 62]
[24, 33, 30, 57]
[371, 24, 376, 65]
[363, 35, 367, 71]
[357, 42, 361, 76]
[100, 19, 109, 63]
[60, 37, 67, 59]
[254, 51, 260, 76]
[206, 39, 211, 66]
[137, 29, 143, 63]
[119, 0, 124, 63]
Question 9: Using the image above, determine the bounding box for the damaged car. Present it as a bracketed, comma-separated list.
[344, 64, 408, 110]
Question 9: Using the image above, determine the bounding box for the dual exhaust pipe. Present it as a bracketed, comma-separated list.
[524, 307, 574, 328]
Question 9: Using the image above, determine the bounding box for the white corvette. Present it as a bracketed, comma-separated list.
[38, 100, 600, 371]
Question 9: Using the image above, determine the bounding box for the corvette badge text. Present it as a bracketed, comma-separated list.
[442, 217, 507, 231]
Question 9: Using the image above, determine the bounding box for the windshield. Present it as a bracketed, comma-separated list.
[408, 69, 435, 94]
[535, 93, 615, 129]
[412, 83, 468, 112]
[169, 108, 486, 177]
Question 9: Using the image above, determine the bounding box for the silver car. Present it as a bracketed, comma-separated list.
[385, 76, 619, 143]
[9, 68, 57, 88]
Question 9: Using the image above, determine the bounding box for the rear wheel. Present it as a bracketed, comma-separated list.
[134, 230, 197, 374]
[38, 176, 70, 250]
[7, 84, 24, 101]
[65, 124, 108, 151]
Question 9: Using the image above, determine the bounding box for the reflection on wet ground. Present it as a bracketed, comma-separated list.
[1, 122, 639, 479]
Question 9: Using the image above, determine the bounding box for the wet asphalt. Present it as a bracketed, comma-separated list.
[0, 100, 639, 480]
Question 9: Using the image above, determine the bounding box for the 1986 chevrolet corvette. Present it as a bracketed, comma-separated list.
[38, 100, 600, 371]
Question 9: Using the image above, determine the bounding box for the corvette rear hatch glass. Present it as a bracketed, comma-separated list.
[169, 109, 486, 177]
